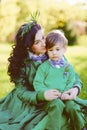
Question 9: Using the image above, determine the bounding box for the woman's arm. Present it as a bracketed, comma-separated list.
[61, 64, 81, 100]
[15, 67, 38, 105]
[64, 56, 83, 93]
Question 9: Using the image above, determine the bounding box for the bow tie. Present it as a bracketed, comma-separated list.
[50, 59, 65, 68]
[31, 54, 47, 62]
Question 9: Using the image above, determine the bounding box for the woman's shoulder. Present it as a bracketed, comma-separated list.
[24, 57, 31, 65]
[40, 59, 50, 67]
[37, 60, 50, 72]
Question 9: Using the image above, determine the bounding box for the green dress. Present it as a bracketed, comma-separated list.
[0, 58, 86, 130]
[0, 58, 46, 130]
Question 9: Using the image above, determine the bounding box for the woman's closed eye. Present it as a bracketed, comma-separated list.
[34, 40, 41, 45]
[48, 48, 60, 52]
[42, 36, 45, 40]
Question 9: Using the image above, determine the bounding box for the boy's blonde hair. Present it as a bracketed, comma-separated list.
[46, 30, 68, 49]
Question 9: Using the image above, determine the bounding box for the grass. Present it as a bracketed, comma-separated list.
[65, 46, 87, 99]
[0, 36, 87, 98]
[0, 43, 14, 98]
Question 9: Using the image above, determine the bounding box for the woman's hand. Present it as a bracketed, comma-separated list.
[61, 93, 71, 100]
[44, 89, 61, 101]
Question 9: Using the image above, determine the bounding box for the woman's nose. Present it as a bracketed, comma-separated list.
[42, 40, 46, 46]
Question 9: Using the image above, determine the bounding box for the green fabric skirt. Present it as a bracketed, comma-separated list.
[0, 87, 87, 130]
[0, 87, 46, 130]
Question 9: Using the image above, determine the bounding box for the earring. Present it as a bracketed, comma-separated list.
[27, 47, 29, 51]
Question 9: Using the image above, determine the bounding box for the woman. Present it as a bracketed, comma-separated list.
[0, 20, 84, 130]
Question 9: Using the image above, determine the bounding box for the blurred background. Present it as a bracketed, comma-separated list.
[0, 0, 87, 98]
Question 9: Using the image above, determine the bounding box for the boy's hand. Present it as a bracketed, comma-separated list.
[44, 89, 61, 101]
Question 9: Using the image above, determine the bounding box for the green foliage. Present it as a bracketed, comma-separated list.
[0, 0, 19, 42]
[58, 22, 77, 45]
[16, 0, 31, 27]
[0, 0, 87, 44]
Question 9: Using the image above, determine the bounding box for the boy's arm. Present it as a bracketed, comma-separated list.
[33, 65, 48, 101]
[64, 64, 76, 91]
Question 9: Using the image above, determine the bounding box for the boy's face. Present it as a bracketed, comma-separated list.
[47, 44, 67, 61]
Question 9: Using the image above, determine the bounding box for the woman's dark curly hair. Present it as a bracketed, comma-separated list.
[8, 23, 41, 83]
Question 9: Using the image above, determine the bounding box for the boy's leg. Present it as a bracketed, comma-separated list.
[65, 100, 85, 130]
[44, 98, 65, 130]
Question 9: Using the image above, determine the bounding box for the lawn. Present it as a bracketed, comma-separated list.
[65, 46, 87, 99]
[0, 36, 87, 98]
[0, 43, 14, 98]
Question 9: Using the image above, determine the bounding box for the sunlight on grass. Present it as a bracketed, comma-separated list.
[0, 43, 14, 98]
[65, 46, 87, 74]
[65, 46, 87, 67]
[65, 45, 87, 99]
[77, 35, 87, 47]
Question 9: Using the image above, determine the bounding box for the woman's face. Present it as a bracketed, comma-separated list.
[31, 29, 46, 55]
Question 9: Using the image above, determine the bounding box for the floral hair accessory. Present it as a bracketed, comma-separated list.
[21, 10, 40, 38]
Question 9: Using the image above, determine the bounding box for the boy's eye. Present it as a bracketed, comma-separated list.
[48, 49, 60, 52]
[56, 48, 60, 51]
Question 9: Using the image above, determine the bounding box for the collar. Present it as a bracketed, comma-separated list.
[28, 52, 47, 63]
[49, 58, 65, 68]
